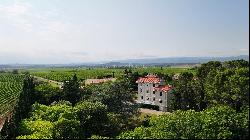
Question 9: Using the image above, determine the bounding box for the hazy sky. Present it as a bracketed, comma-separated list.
[0, 0, 249, 64]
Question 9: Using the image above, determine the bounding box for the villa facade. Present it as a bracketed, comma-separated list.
[136, 74, 174, 111]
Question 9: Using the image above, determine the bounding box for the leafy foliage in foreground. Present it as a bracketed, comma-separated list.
[34, 83, 62, 105]
[16, 101, 109, 139]
[118, 105, 249, 139]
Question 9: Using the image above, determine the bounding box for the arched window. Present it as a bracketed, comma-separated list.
[159, 99, 162, 103]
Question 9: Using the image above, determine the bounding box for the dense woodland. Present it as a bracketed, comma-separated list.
[0, 60, 249, 139]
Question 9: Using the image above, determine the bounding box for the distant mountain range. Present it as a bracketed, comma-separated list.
[97, 55, 249, 67]
[116, 55, 249, 64]
[0, 55, 248, 69]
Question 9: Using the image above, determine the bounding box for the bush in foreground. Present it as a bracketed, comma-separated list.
[118, 105, 249, 139]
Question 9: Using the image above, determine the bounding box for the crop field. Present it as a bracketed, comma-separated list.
[0, 67, 195, 116]
[28, 67, 196, 82]
[0, 73, 24, 116]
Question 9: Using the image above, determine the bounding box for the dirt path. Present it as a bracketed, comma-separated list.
[32, 75, 86, 89]
[0, 117, 5, 131]
[0, 113, 12, 131]
[33, 76, 63, 87]
[139, 108, 170, 115]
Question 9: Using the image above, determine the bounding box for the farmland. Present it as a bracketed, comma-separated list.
[28, 67, 196, 82]
[0, 60, 249, 139]
[0, 73, 24, 117]
[0, 66, 194, 114]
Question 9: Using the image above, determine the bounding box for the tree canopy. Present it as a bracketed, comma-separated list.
[118, 105, 249, 139]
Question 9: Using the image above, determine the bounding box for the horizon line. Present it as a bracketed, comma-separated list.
[0, 55, 248, 65]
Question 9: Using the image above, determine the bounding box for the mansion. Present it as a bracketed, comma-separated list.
[136, 74, 174, 111]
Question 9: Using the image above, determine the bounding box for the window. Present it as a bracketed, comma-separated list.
[140, 89, 142, 92]
[153, 91, 155, 94]
[141, 96, 143, 99]
[153, 84, 155, 87]
[153, 97, 155, 101]
[147, 98, 149, 100]
[159, 99, 162, 103]
[160, 92, 162, 96]
[146, 90, 149, 93]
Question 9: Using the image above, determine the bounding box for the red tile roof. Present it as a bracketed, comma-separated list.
[153, 85, 173, 92]
[136, 75, 161, 83]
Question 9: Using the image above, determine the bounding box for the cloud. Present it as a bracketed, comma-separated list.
[239, 48, 249, 52]
[38, 21, 73, 36]
[0, 1, 72, 34]
[0, 2, 34, 32]
[207, 50, 225, 55]
[0, 2, 31, 18]
[133, 53, 156, 58]
[0, 1, 248, 64]
[69, 52, 88, 56]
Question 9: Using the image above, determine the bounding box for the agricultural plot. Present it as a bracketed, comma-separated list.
[0, 73, 24, 116]
[29, 67, 196, 82]
[30, 68, 124, 82]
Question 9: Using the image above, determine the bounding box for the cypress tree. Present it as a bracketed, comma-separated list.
[62, 74, 80, 105]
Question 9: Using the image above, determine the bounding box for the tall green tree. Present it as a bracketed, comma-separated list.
[127, 71, 140, 91]
[12, 69, 18, 74]
[87, 79, 139, 133]
[89, 79, 136, 115]
[75, 101, 108, 138]
[196, 61, 222, 110]
[172, 72, 199, 111]
[205, 67, 249, 112]
[164, 73, 173, 84]
[17, 74, 36, 120]
[62, 74, 80, 105]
